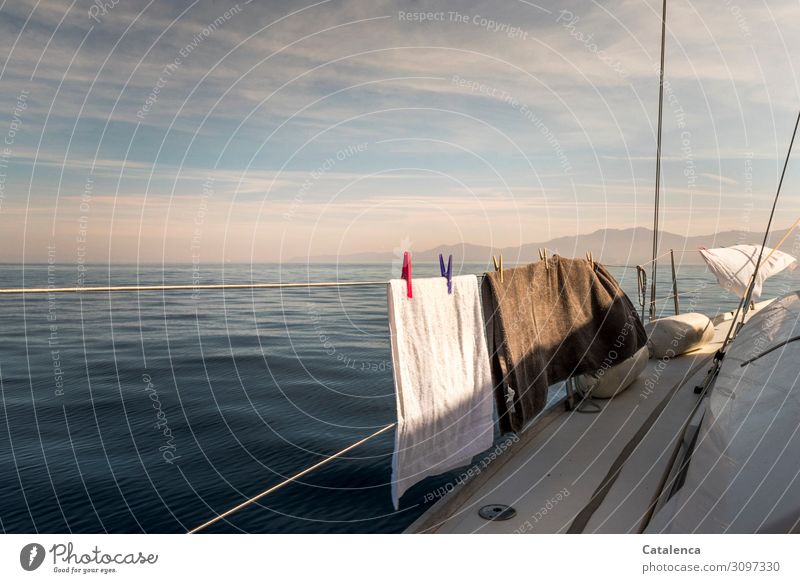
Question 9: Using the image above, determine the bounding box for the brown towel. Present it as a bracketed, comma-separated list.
[481, 256, 647, 433]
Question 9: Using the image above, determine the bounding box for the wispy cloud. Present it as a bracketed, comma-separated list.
[700, 172, 738, 186]
[1, 0, 799, 262]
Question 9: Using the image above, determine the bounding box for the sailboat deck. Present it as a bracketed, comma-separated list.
[407, 301, 772, 534]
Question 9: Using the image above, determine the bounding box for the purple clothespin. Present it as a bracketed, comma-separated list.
[439, 253, 452, 294]
[401, 251, 412, 298]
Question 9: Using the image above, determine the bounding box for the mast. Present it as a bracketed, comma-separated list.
[649, 0, 668, 321]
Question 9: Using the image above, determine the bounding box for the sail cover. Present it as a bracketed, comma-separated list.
[646, 291, 800, 533]
[698, 244, 796, 299]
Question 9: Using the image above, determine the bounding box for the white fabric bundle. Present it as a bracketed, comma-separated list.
[387, 274, 493, 509]
[698, 244, 797, 299]
[645, 312, 716, 359]
[575, 345, 649, 399]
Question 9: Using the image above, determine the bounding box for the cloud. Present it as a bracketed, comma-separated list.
[700, 172, 738, 186]
[1, 0, 799, 261]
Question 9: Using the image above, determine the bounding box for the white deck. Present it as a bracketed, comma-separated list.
[407, 301, 772, 534]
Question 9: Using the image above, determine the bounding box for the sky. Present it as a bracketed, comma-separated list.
[0, 0, 799, 263]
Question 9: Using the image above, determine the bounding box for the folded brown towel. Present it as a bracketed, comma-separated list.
[481, 256, 647, 433]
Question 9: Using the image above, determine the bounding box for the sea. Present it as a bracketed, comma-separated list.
[0, 261, 796, 533]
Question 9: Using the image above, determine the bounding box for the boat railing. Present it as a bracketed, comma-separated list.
[636, 248, 681, 321]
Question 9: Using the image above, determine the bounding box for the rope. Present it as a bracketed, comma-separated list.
[0, 260, 684, 296]
[636, 266, 647, 303]
[650, 0, 668, 322]
[723, 110, 800, 351]
[742, 112, 800, 315]
[0, 274, 498, 295]
[762, 215, 800, 264]
[636, 249, 673, 268]
[669, 115, 800, 528]
[187, 422, 396, 534]
[636, 266, 647, 321]
[739, 334, 800, 367]
[0, 280, 388, 295]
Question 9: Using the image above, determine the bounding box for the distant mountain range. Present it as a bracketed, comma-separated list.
[301, 227, 794, 265]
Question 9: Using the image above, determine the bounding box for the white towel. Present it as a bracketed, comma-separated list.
[387, 274, 494, 509]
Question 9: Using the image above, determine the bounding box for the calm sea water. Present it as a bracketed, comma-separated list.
[0, 261, 796, 533]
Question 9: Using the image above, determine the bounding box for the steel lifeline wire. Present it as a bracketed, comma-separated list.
[0, 280, 388, 294]
[187, 423, 396, 534]
[0, 277, 402, 533]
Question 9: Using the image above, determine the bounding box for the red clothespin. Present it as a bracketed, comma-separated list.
[401, 251, 413, 298]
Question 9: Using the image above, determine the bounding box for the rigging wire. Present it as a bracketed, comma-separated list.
[718, 109, 800, 355]
[638, 249, 673, 268]
[649, 0, 668, 322]
[740, 110, 800, 321]
[643, 113, 800, 532]
[0, 265, 662, 295]
[188, 423, 396, 534]
[0, 280, 389, 294]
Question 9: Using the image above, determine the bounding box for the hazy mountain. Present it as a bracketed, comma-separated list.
[302, 227, 793, 265]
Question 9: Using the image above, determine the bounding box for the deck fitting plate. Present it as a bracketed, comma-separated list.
[478, 504, 516, 521]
